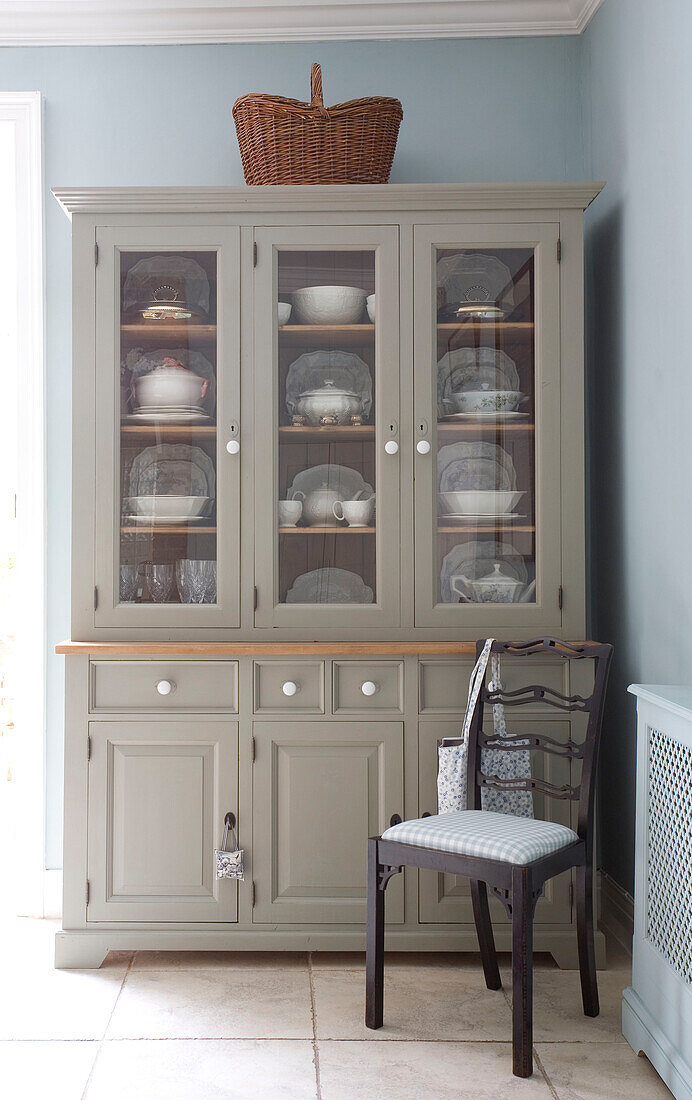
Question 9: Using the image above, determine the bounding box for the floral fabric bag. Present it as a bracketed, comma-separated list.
[215, 813, 244, 880]
[437, 638, 534, 818]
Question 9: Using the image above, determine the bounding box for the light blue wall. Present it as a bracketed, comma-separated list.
[581, 0, 692, 893]
[0, 38, 584, 868]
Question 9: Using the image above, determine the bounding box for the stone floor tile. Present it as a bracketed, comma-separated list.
[0, 1039, 99, 1100]
[310, 951, 556, 972]
[132, 950, 307, 971]
[106, 968, 314, 1040]
[312, 968, 511, 1041]
[536, 1041, 674, 1098]
[0, 964, 127, 1040]
[86, 1039, 317, 1099]
[507, 967, 630, 1043]
[317, 1040, 553, 1099]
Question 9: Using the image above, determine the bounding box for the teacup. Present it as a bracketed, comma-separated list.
[279, 499, 302, 527]
[332, 496, 375, 527]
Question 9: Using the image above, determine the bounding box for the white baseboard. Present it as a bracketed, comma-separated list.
[598, 870, 633, 957]
[43, 869, 62, 920]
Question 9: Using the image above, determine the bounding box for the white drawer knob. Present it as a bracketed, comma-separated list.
[156, 679, 174, 696]
[282, 680, 298, 697]
[384, 440, 399, 455]
[226, 439, 240, 455]
[361, 680, 378, 697]
[416, 439, 431, 455]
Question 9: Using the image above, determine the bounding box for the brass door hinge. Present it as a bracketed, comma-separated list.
[94, 586, 99, 610]
[556, 238, 562, 263]
[558, 585, 563, 610]
[94, 243, 99, 266]
[253, 586, 258, 611]
[86, 880, 90, 906]
[251, 881, 256, 907]
[251, 736, 256, 763]
[253, 241, 258, 267]
[87, 734, 92, 762]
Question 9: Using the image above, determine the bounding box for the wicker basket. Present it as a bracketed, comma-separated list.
[232, 63, 403, 186]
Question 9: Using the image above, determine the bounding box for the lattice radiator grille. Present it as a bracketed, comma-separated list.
[646, 726, 692, 984]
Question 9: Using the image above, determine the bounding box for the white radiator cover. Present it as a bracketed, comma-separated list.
[624, 685, 692, 1100]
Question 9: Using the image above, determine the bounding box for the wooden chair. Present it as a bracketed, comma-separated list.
[365, 637, 613, 1077]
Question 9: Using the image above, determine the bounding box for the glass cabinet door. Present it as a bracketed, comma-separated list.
[94, 227, 240, 627]
[413, 223, 562, 629]
[253, 226, 400, 628]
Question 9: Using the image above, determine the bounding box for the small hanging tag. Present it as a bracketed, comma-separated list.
[215, 812, 244, 880]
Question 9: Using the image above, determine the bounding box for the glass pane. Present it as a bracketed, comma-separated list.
[434, 247, 536, 606]
[275, 250, 376, 606]
[118, 250, 218, 605]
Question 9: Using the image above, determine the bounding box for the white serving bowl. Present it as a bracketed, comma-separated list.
[438, 490, 524, 515]
[278, 302, 292, 325]
[366, 294, 376, 322]
[448, 390, 523, 414]
[135, 366, 207, 410]
[293, 285, 366, 325]
[128, 495, 210, 518]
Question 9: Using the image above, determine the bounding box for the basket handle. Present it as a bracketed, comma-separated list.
[310, 63, 328, 114]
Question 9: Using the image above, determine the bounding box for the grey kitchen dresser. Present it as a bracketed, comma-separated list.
[54, 183, 603, 968]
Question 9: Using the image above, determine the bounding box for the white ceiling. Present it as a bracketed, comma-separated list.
[0, 0, 606, 46]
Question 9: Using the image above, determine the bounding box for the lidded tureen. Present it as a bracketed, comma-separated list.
[451, 562, 535, 604]
[293, 379, 363, 426]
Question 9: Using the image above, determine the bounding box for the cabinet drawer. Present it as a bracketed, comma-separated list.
[419, 658, 567, 714]
[253, 661, 325, 713]
[333, 661, 404, 714]
[90, 661, 239, 713]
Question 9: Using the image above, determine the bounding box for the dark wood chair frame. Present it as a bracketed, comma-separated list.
[365, 637, 613, 1077]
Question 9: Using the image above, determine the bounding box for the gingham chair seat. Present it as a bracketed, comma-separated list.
[381, 811, 579, 866]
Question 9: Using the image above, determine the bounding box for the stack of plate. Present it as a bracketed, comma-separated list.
[127, 405, 210, 425]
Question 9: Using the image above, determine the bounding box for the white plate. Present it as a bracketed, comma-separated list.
[437, 441, 516, 493]
[288, 463, 373, 502]
[436, 253, 515, 313]
[124, 514, 210, 525]
[440, 411, 530, 422]
[285, 350, 373, 419]
[128, 443, 216, 499]
[126, 412, 211, 424]
[286, 567, 373, 604]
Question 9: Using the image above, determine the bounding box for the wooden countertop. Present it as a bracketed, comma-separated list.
[56, 640, 591, 656]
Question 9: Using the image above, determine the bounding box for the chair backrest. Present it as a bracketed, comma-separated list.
[466, 638, 613, 847]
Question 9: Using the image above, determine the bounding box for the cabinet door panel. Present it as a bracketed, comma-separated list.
[418, 720, 572, 925]
[94, 226, 240, 629]
[87, 720, 238, 922]
[253, 721, 403, 924]
[253, 225, 400, 629]
[413, 222, 562, 630]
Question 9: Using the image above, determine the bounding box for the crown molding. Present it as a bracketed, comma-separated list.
[1, 1, 607, 47]
[52, 183, 605, 218]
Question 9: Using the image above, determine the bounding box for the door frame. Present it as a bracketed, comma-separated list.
[93, 225, 241, 629]
[253, 224, 401, 630]
[413, 221, 563, 630]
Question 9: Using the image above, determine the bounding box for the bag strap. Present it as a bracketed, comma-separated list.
[221, 812, 238, 853]
[460, 638, 494, 745]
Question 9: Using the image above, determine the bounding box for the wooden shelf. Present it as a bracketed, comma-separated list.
[120, 525, 217, 535]
[279, 324, 374, 346]
[120, 323, 217, 343]
[279, 425, 375, 443]
[437, 321, 533, 338]
[279, 525, 375, 535]
[437, 421, 534, 434]
[121, 423, 216, 439]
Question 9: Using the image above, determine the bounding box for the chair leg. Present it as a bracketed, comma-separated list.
[576, 863, 599, 1017]
[470, 879, 501, 990]
[365, 838, 385, 1029]
[511, 866, 534, 1078]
